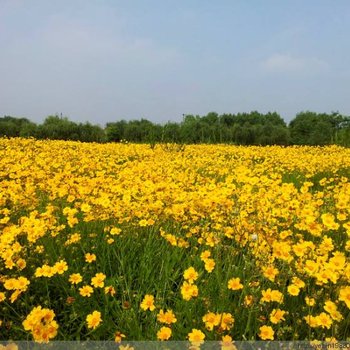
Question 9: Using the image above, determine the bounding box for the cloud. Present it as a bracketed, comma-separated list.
[261, 54, 329, 74]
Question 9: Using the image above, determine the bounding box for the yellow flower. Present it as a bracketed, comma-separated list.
[262, 265, 279, 282]
[292, 277, 305, 288]
[69, 273, 82, 285]
[85, 253, 96, 263]
[147, 218, 155, 226]
[91, 273, 106, 288]
[17, 277, 30, 291]
[10, 290, 21, 303]
[0, 293, 5, 302]
[115, 331, 126, 343]
[35, 246, 44, 254]
[305, 297, 315, 306]
[105, 286, 116, 296]
[188, 329, 205, 344]
[165, 234, 177, 246]
[79, 285, 94, 297]
[86, 310, 102, 329]
[287, 285, 300, 296]
[304, 260, 319, 275]
[35, 265, 55, 278]
[321, 213, 339, 230]
[259, 325, 274, 340]
[119, 345, 134, 350]
[324, 300, 337, 314]
[329, 253, 346, 270]
[157, 326, 172, 341]
[54, 260, 68, 274]
[202, 312, 221, 331]
[200, 250, 211, 261]
[181, 281, 198, 301]
[140, 295, 156, 311]
[339, 286, 350, 308]
[138, 219, 148, 227]
[110, 227, 122, 236]
[220, 313, 234, 331]
[261, 289, 283, 303]
[270, 309, 286, 324]
[220, 335, 237, 350]
[245, 295, 253, 306]
[184, 267, 199, 284]
[80, 203, 91, 212]
[204, 258, 215, 273]
[304, 315, 318, 328]
[261, 288, 273, 302]
[16, 258, 26, 270]
[228, 278, 243, 291]
[316, 312, 332, 329]
[157, 310, 177, 324]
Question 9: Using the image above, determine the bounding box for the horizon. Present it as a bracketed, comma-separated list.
[1, 109, 347, 128]
[1, 0, 349, 125]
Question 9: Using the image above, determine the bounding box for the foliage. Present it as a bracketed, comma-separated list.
[1, 111, 350, 146]
[289, 111, 350, 146]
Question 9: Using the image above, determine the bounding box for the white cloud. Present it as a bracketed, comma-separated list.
[261, 54, 329, 74]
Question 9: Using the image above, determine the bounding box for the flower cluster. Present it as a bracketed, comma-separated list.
[22, 306, 58, 342]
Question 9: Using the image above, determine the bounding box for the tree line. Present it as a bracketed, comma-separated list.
[1, 111, 350, 146]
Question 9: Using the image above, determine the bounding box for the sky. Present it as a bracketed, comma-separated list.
[0, 0, 349, 125]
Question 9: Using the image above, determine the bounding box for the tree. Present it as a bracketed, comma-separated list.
[0, 116, 32, 137]
[106, 120, 127, 142]
[162, 122, 181, 143]
[289, 111, 344, 146]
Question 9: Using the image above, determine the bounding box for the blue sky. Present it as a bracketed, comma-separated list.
[0, 0, 349, 125]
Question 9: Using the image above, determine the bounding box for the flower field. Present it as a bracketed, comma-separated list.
[0, 138, 349, 342]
